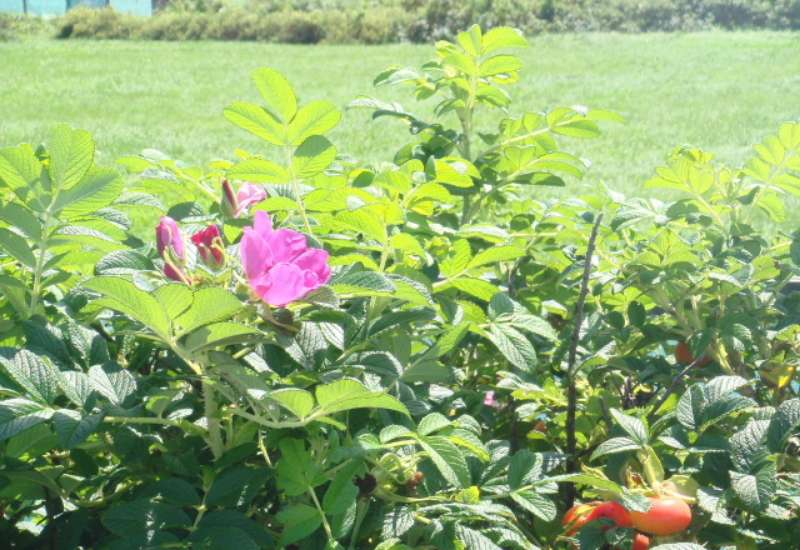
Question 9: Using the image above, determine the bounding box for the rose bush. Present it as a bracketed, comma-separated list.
[0, 24, 798, 550]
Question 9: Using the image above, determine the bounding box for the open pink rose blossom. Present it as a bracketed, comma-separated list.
[240, 211, 331, 307]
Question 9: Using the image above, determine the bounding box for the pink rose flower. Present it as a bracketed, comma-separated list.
[221, 180, 267, 218]
[156, 216, 188, 282]
[240, 211, 331, 307]
[236, 183, 267, 217]
[483, 391, 499, 408]
[191, 225, 225, 270]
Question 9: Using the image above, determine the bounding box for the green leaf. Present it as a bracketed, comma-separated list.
[481, 26, 528, 54]
[293, 135, 337, 178]
[52, 409, 102, 448]
[433, 158, 477, 188]
[333, 208, 388, 244]
[439, 240, 471, 278]
[590, 436, 642, 460]
[0, 228, 36, 268]
[487, 324, 537, 370]
[0, 398, 54, 442]
[88, 364, 136, 406]
[451, 278, 499, 301]
[288, 100, 341, 145]
[276, 503, 322, 546]
[206, 466, 269, 507]
[48, 125, 94, 190]
[57, 371, 93, 408]
[419, 435, 470, 488]
[228, 159, 288, 183]
[102, 499, 191, 536]
[767, 398, 800, 452]
[52, 167, 123, 217]
[189, 526, 259, 550]
[252, 67, 297, 122]
[276, 438, 324, 496]
[183, 322, 260, 352]
[269, 388, 315, 419]
[154, 284, 193, 318]
[0, 203, 41, 240]
[84, 277, 170, 338]
[508, 450, 542, 489]
[315, 379, 409, 417]
[0, 144, 41, 192]
[610, 409, 649, 445]
[479, 55, 523, 77]
[323, 460, 360, 515]
[224, 101, 286, 146]
[0, 349, 60, 404]
[730, 464, 776, 512]
[175, 288, 242, 336]
[331, 271, 395, 297]
[510, 491, 556, 521]
[467, 245, 525, 270]
[418, 412, 451, 436]
[97, 249, 155, 275]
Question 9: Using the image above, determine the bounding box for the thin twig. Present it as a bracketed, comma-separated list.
[564, 213, 603, 508]
[649, 354, 705, 420]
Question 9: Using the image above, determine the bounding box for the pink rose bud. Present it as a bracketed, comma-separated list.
[235, 183, 267, 217]
[156, 216, 188, 283]
[191, 225, 225, 270]
[240, 211, 331, 307]
[483, 391, 499, 408]
[220, 179, 239, 218]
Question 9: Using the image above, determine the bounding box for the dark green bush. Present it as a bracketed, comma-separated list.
[53, 0, 800, 43]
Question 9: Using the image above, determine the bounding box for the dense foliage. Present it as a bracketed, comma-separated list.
[43, 0, 800, 44]
[1, 24, 799, 549]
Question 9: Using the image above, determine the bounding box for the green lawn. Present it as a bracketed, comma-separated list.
[1, 32, 799, 196]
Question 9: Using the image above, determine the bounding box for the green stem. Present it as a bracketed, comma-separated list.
[285, 146, 312, 234]
[308, 487, 333, 541]
[348, 500, 369, 550]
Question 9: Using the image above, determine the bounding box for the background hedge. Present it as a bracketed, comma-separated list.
[3, 0, 800, 43]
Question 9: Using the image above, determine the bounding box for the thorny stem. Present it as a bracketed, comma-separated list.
[564, 213, 603, 509]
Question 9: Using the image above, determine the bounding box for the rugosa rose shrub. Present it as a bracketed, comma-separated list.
[0, 25, 799, 550]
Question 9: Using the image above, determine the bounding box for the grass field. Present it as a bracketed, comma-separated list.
[1, 32, 799, 196]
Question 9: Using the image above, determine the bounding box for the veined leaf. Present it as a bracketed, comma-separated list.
[84, 277, 171, 338]
[315, 379, 408, 417]
[48, 125, 94, 190]
[269, 388, 314, 420]
[252, 67, 297, 122]
[175, 288, 242, 336]
[0, 398, 54, 442]
[287, 100, 341, 146]
[224, 101, 287, 146]
[419, 435, 470, 488]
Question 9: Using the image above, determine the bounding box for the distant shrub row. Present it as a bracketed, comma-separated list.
[44, 0, 800, 43]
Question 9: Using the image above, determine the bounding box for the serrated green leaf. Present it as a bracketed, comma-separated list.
[419, 435, 470, 488]
[315, 379, 408, 417]
[84, 277, 170, 338]
[88, 364, 136, 406]
[0, 228, 36, 268]
[252, 67, 297, 122]
[288, 100, 341, 145]
[270, 388, 314, 419]
[52, 409, 102, 448]
[48, 125, 94, 190]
